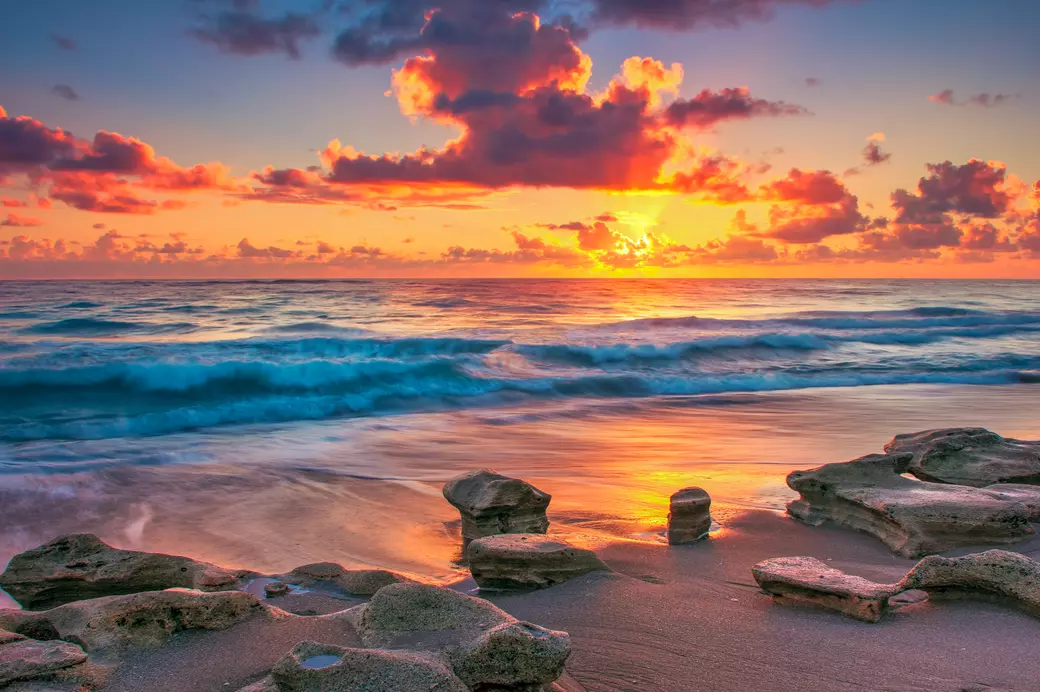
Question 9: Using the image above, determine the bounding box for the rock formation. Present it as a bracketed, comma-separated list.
[667, 487, 712, 545]
[466, 534, 608, 590]
[0, 636, 88, 687]
[0, 534, 242, 610]
[443, 469, 551, 544]
[0, 589, 268, 654]
[280, 563, 413, 596]
[786, 451, 1034, 557]
[753, 549, 1040, 622]
[350, 582, 571, 689]
[886, 427, 1040, 487]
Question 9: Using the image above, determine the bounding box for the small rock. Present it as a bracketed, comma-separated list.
[282, 563, 412, 596]
[467, 534, 609, 590]
[752, 556, 901, 622]
[443, 469, 551, 544]
[0, 534, 242, 610]
[264, 582, 290, 598]
[0, 639, 87, 686]
[667, 487, 712, 545]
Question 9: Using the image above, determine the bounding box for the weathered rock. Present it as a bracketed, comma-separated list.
[0, 638, 87, 686]
[897, 550, 1040, 616]
[264, 581, 290, 598]
[282, 563, 412, 596]
[755, 549, 1040, 623]
[0, 589, 268, 653]
[0, 629, 26, 646]
[262, 641, 468, 692]
[443, 470, 551, 544]
[786, 452, 1033, 557]
[0, 534, 242, 610]
[467, 535, 608, 590]
[352, 583, 570, 689]
[752, 556, 901, 622]
[886, 428, 1040, 487]
[985, 484, 1040, 519]
[667, 487, 712, 545]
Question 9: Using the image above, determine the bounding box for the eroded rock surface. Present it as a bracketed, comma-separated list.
[443, 470, 551, 544]
[246, 641, 469, 692]
[351, 583, 570, 689]
[0, 638, 87, 686]
[667, 487, 712, 545]
[752, 557, 900, 622]
[0, 589, 268, 653]
[0, 534, 242, 610]
[281, 563, 412, 596]
[787, 452, 1033, 557]
[467, 534, 608, 590]
[886, 428, 1040, 487]
[755, 549, 1040, 622]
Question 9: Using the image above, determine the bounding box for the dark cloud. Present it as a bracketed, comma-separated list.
[663, 88, 807, 130]
[51, 34, 77, 51]
[51, 85, 81, 102]
[0, 107, 79, 168]
[892, 159, 1011, 224]
[190, 10, 321, 59]
[236, 238, 298, 258]
[587, 0, 840, 29]
[863, 139, 890, 166]
[804, 77, 822, 88]
[929, 89, 1017, 107]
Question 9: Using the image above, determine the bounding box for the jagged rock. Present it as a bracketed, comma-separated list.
[0, 589, 268, 653]
[786, 452, 1033, 557]
[752, 556, 901, 622]
[897, 550, 1040, 616]
[443, 470, 551, 544]
[351, 583, 570, 689]
[0, 638, 87, 686]
[260, 641, 468, 692]
[667, 487, 712, 545]
[467, 535, 608, 590]
[0, 630, 25, 646]
[281, 563, 412, 596]
[754, 549, 1040, 623]
[0, 534, 242, 610]
[885, 428, 1040, 487]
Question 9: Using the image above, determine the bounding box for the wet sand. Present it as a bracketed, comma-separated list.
[90, 510, 1040, 692]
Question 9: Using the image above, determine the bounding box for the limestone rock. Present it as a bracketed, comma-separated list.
[467, 535, 608, 590]
[265, 641, 468, 692]
[264, 581, 290, 598]
[0, 638, 87, 686]
[0, 589, 267, 653]
[0, 534, 242, 610]
[754, 549, 1040, 623]
[667, 487, 712, 545]
[0, 630, 26, 646]
[282, 563, 412, 596]
[443, 470, 551, 543]
[897, 550, 1040, 616]
[985, 484, 1040, 519]
[752, 556, 901, 622]
[786, 452, 1033, 557]
[886, 428, 1040, 487]
[352, 583, 570, 689]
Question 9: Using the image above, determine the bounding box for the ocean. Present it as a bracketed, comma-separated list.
[2, 279, 1039, 597]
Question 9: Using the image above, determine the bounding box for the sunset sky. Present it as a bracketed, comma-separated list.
[1, 0, 1038, 278]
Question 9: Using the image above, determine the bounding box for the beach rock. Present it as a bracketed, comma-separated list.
[0, 629, 26, 646]
[443, 470, 551, 544]
[897, 550, 1040, 617]
[886, 428, 1040, 487]
[262, 641, 468, 692]
[984, 484, 1040, 519]
[0, 534, 241, 610]
[667, 487, 712, 545]
[264, 581, 290, 598]
[752, 556, 901, 622]
[0, 589, 267, 653]
[282, 563, 412, 596]
[786, 452, 1033, 557]
[0, 638, 87, 686]
[352, 583, 570, 689]
[467, 535, 608, 590]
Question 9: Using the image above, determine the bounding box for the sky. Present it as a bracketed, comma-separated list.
[1, 0, 1038, 279]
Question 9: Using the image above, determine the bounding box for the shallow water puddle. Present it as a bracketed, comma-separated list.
[300, 654, 343, 669]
